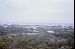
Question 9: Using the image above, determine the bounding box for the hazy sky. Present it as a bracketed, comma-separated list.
[0, 0, 74, 24]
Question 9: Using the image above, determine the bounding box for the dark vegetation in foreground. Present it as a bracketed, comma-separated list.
[0, 32, 74, 49]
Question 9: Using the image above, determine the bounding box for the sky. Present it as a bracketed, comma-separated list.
[0, 0, 74, 24]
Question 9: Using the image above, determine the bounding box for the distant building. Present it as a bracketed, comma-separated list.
[48, 31, 54, 33]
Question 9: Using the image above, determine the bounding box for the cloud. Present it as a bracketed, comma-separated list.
[0, 0, 74, 24]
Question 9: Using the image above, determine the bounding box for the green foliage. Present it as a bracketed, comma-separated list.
[0, 32, 74, 49]
[67, 32, 74, 48]
[0, 36, 13, 49]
